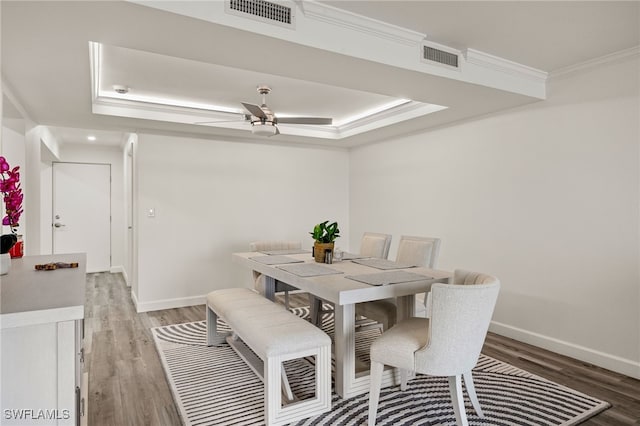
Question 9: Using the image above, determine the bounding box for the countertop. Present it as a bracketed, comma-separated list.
[0, 253, 86, 328]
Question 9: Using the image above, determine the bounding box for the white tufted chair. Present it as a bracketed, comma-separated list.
[356, 236, 441, 330]
[249, 240, 302, 310]
[367, 270, 500, 426]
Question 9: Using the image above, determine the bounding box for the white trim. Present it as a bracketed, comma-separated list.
[110, 265, 124, 275]
[490, 320, 640, 380]
[134, 294, 206, 313]
[301, 0, 424, 47]
[550, 45, 640, 79]
[464, 48, 548, 83]
[120, 267, 130, 287]
[131, 289, 139, 311]
[0, 306, 84, 329]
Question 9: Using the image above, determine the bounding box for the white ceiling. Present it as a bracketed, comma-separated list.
[324, 1, 640, 72]
[1, 1, 638, 148]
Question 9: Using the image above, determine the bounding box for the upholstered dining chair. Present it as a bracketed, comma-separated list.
[360, 232, 392, 259]
[249, 240, 302, 310]
[356, 236, 441, 331]
[367, 270, 500, 426]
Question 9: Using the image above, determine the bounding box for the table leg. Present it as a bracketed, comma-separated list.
[334, 303, 355, 398]
[396, 294, 415, 322]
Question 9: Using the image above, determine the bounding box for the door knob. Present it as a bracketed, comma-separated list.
[54, 222, 66, 228]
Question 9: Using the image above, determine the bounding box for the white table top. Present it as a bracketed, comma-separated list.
[233, 251, 451, 305]
[1, 253, 86, 329]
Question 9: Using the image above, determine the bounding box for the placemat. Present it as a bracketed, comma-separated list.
[277, 263, 343, 277]
[260, 249, 310, 255]
[248, 255, 304, 265]
[341, 252, 368, 260]
[352, 258, 416, 270]
[346, 270, 431, 286]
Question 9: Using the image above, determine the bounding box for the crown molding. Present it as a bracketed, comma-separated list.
[464, 48, 548, 83]
[550, 45, 640, 79]
[301, 0, 425, 47]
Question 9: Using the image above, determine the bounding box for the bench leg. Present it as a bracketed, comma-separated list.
[264, 345, 332, 426]
[206, 304, 228, 346]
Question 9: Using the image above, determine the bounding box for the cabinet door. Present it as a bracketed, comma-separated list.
[1, 321, 76, 425]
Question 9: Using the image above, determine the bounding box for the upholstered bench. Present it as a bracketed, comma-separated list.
[206, 288, 332, 426]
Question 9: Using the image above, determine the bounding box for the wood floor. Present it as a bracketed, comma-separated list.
[85, 272, 640, 425]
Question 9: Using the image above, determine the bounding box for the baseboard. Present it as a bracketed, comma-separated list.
[490, 320, 640, 379]
[110, 266, 131, 286]
[131, 290, 139, 312]
[134, 294, 206, 313]
[110, 265, 124, 274]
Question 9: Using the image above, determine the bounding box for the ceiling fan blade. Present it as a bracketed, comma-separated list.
[194, 115, 250, 125]
[275, 117, 333, 125]
[242, 102, 268, 119]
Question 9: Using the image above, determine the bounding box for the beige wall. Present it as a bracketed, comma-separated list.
[134, 134, 350, 312]
[349, 57, 640, 377]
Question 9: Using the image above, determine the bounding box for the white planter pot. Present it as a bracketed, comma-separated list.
[1, 252, 10, 275]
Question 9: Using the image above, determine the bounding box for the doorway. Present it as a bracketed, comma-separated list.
[52, 162, 111, 273]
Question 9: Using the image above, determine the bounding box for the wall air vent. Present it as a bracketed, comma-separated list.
[421, 42, 462, 70]
[227, 0, 295, 28]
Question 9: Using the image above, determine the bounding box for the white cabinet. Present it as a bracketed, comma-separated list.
[1, 254, 86, 426]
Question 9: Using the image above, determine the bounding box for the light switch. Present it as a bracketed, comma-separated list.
[147, 208, 155, 218]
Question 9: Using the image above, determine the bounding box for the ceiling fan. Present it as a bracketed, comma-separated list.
[200, 85, 333, 137]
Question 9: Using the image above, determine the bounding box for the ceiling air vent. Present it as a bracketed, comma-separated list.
[421, 42, 461, 70]
[227, 0, 295, 28]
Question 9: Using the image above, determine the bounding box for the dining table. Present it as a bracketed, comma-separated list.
[232, 250, 451, 399]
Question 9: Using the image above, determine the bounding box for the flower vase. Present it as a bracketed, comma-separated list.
[313, 242, 334, 263]
[9, 235, 23, 258]
[0, 253, 10, 275]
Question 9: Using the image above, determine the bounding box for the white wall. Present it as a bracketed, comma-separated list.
[122, 134, 137, 288]
[349, 56, 640, 378]
[52, 144, 126, 273]
[134, 134, 349, 312]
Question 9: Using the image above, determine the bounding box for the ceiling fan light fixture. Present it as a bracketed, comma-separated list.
[251, 121, 278, 137]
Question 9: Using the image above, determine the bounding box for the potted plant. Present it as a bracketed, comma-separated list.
[0, 156, 23, 275]
[310, 220, 340, 263]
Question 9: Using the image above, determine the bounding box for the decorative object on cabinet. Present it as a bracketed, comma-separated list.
[1, 156, 23, 273]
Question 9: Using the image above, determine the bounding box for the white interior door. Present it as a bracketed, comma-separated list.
[53, 162, 111, 273]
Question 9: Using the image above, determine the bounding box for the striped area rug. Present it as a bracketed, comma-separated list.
[152, 308, 609, 426]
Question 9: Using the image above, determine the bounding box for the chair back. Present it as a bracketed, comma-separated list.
[360, 232, 392, 259]
[396, 236, 441, 268]
[249, 240, 302, 252]
[415, 274, 499, 377]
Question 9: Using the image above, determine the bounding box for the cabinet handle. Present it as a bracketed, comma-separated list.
[80, 397, 85, 417]
[80, 347, 85, 364]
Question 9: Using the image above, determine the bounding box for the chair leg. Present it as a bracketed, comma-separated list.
[309, 295, 323, 326]
[463, 371, 484, 418]
[284, 290, 290, 311]
[448, 375, 468, 426]
[281, 365, 294, 402]
[367, 361, 384, 426]
[400, 369, 409, 391]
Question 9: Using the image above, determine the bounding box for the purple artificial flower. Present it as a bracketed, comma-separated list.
[0, 159, 23, 232]
[0, 157, 9, 173]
